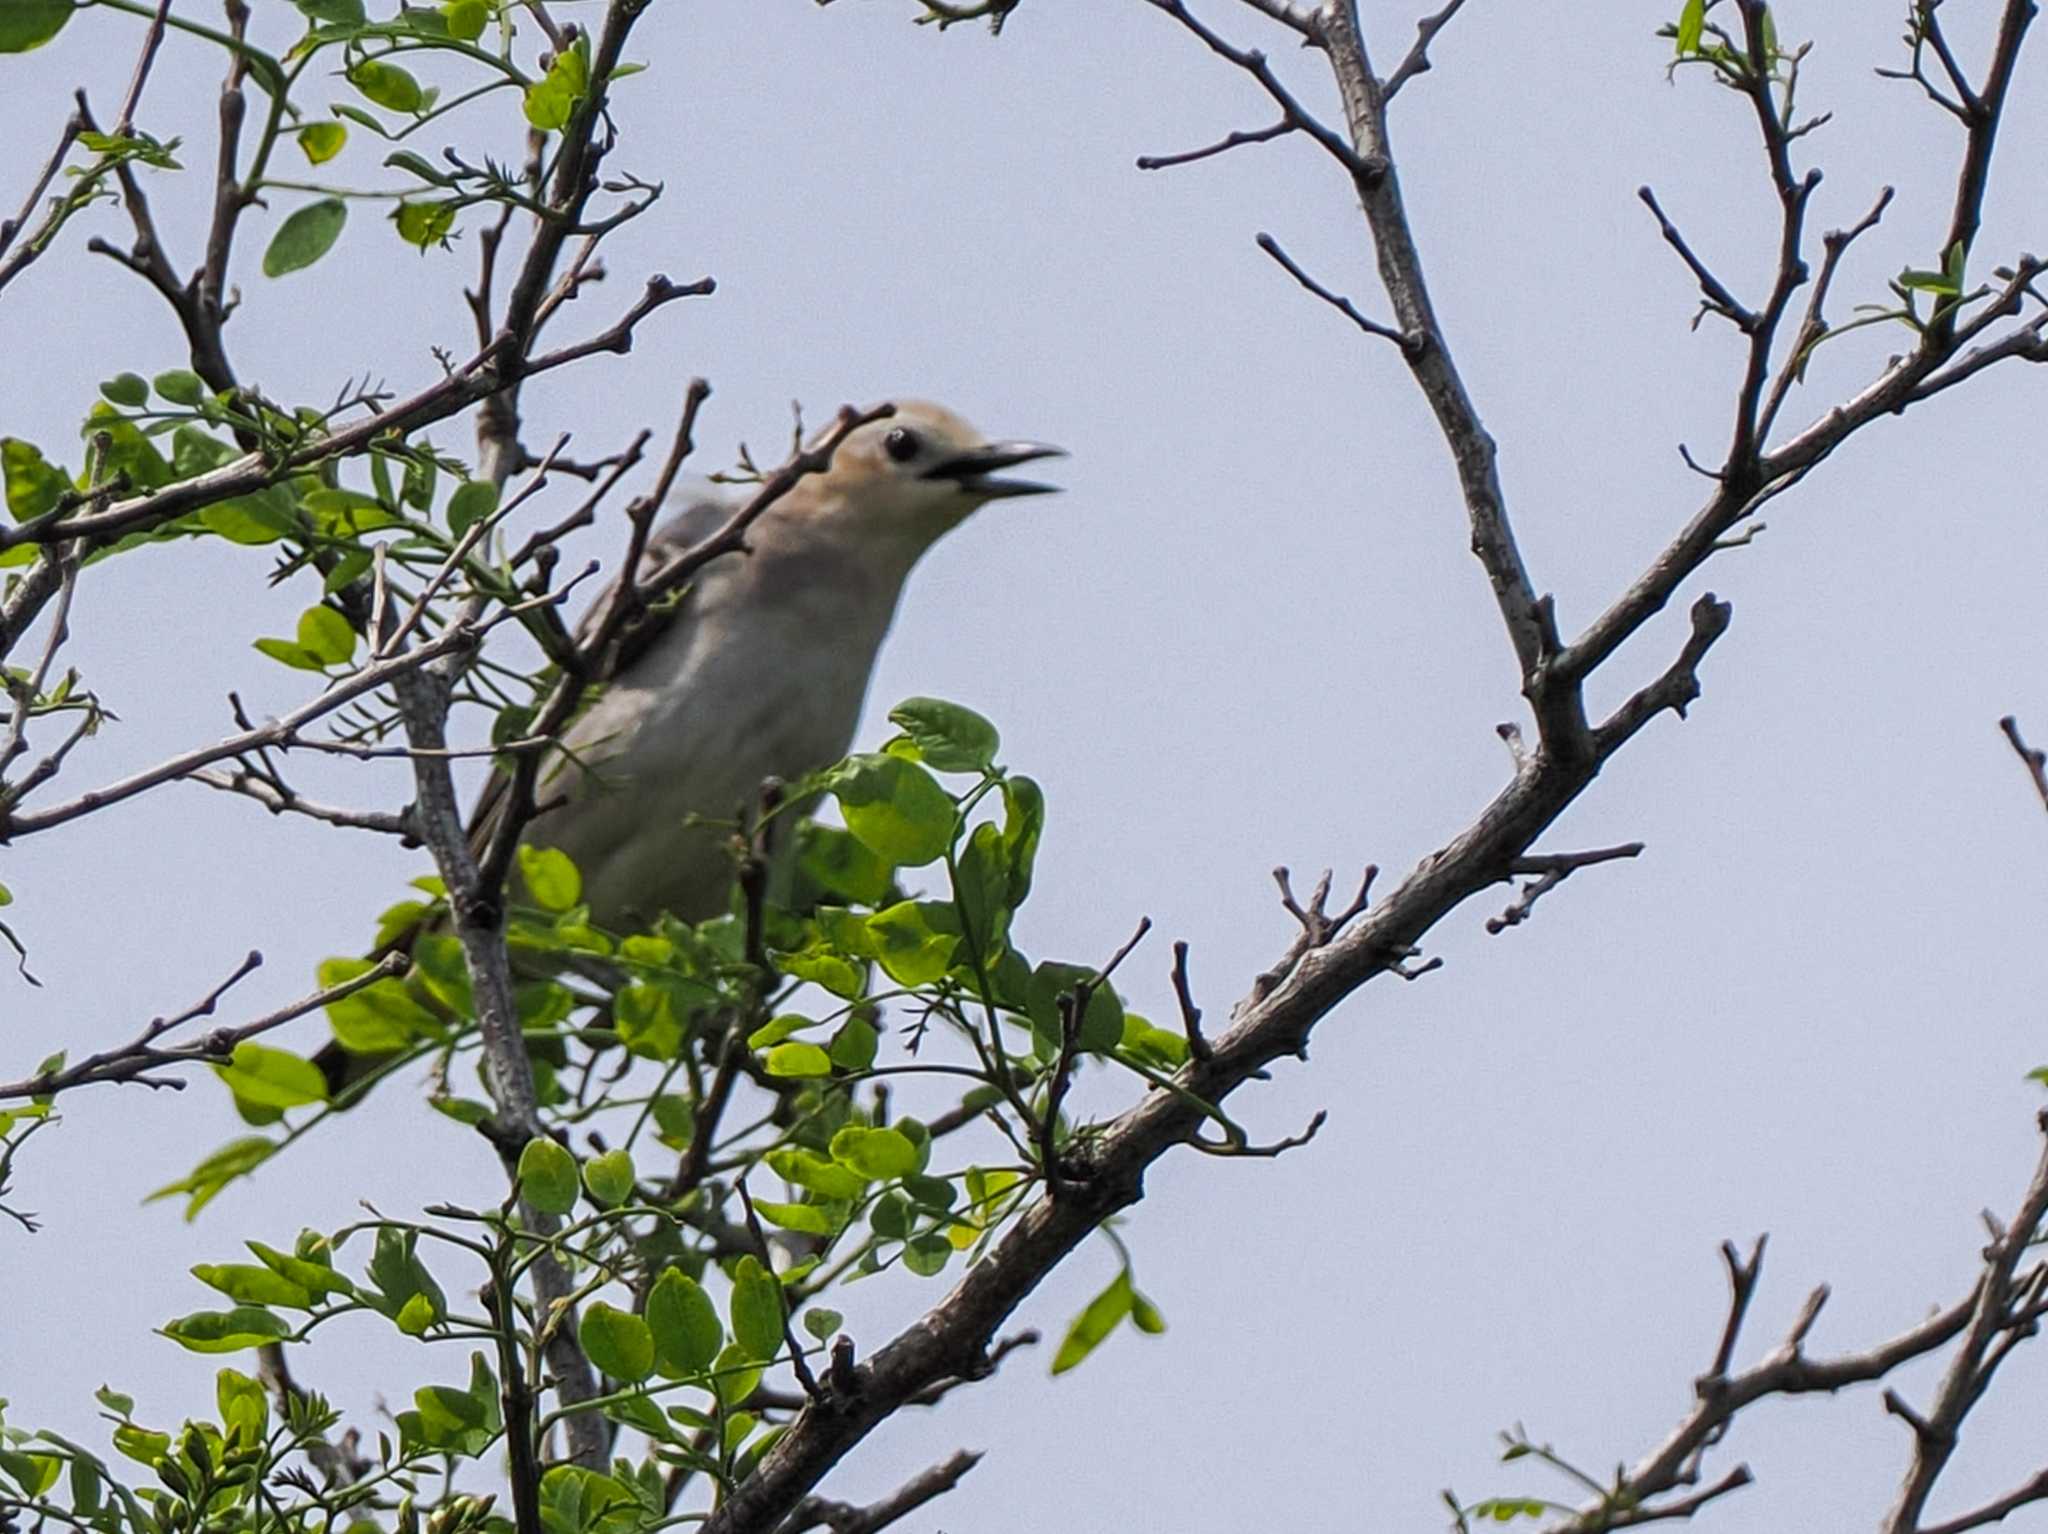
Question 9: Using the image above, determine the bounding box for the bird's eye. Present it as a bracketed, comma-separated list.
[884, 427, 920, 464]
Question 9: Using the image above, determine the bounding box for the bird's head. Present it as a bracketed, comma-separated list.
[806, 400, 1064, 548]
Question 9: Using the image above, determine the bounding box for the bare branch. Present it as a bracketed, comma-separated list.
[1136, 118, 1293, 170]
[1255, 231, 1412, 347]
[0, 951, 406, 1101]
[774, 1449, 982, 1534]
[1487, 842, 1645, 934]
[1382, 0, 1471, 101]
[2000, 715, 2048, 814]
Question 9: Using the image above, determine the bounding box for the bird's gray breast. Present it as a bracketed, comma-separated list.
[526, 545, 900, 929]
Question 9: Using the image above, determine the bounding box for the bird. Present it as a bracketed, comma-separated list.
[313, 399, 1063, 1097]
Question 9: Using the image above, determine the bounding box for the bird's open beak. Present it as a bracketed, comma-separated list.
[927, 440, 1066, 499]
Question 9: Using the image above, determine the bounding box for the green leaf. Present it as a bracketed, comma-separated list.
[412, 1383, 485, 1446]
[795, 822, 893, 906]
[442, 0, 487, 38]
[160, 1306, 292, 1354]
[293, 0, 365, 22]
[319, 956, 439, 1053]
[902, 1233, 952, 1276]
[111, 1424, 169, 1466]
[1897, 266, 1960, 296]
[863, 900, 959, 987]
[0, 0, 72, 52]
[349, 58, 425, 113]
[828, 1016, 878, 1073]
[582, 1148, 636, 1207]
[296, 604, 356, 665]
[395, 1292, 438, 1336]
[651, 1093, 695, 1150]
[262, 199, 347, 277]
[829, 1125, 918, 1181]
[148, 369, 204, 406]
[214, 1042, 327, 1109]
[411, 931, 474, 1016]
[216, 1366, 269, 1444]
[518, 1136, 579, 1214]
[201, 490, 298, 545]
[1026, 960, 1125, 1055]
[766, 1146, 867, 1200]
[191, 1263, 313, 1310]
[297, 121, 347, 165]
[246, 1239, 355, 1299]
[801, 1308, 843, 1343]
[888, 696, 1000, 773]
[828, 754, 956, 868]
[392, 199, 458, 251]
[517, 844, 581, 912]
[99, 373, 149, 407]
[1051, 1269, 1133, 1374]
[1674, 0, 1704, 55]
[1001, 775, 1044, 905]
[522, 34, 590, 131]
[147, 1136, 278, 1219]
[710, 1343, 762, 1410]
[445, 477, 497, 533]
[1, 439, 69, 521]
[752, 1200, 833, 1236]
[729, 1255, 784, 1362]
[0, 1451, 60, 1497]
[764, 1041, 832, 1078]
[647, 1270, 722, 1377]
[579, 1302, 655, 1383]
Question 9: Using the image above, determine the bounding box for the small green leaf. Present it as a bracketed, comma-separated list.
[151, 369, 205, 405]
[710, 1342, 763, 1410]
[191, 1263, 313, 1309]
[1674, 0, 1704, 55]
[296, 604, 356, 665]
[795, 821, 893, 906]
[801, 1308, 843, 1342]
[828, 754, 956, 868]
[217, 1366, 269, 1444]
[729, 1255, 784, 1362]
[99, 373, 149, 407]
[214, 1042, 327, 1109]
[517, 844, 581, 912]
[647, 1270, 722, 1377]
[111, 1424, 169, 1465]
[1, 439, 69, 521]
[392, 199, 458, 250]
[751, 1200, 833, 1236]
[582, 1148, 636, 1207]
[0, 0, 73, 52]
[1051, 1269, 1134, 1374]
[262, 199, 347, 277]
[518, 1136, 579, 1214]
[160, 1306, 292, 1354]
[579, 1302, 655, 1383]
[445, 478, 497, 533]
[522, 35, 589, 131]
[766, 1146, 867, 1200]
[764, 1041, 832, 1078]
[349, 58, 425, 113]
[902, 1233, 952, 1276]
[293, 0, 365, 22]
[297, 121, 347, 165]
[828, 1016, 878, 1073]
[829, 1125, 918, 1181]
[888, 697, 1000, 772]
[395, 1291, 438, 1336]
[442, 0, 487, 38]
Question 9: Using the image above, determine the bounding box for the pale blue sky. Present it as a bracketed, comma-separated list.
[6, 3, 2048, 1529]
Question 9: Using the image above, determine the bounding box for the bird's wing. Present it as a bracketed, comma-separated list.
[463, 488, 736, 858]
